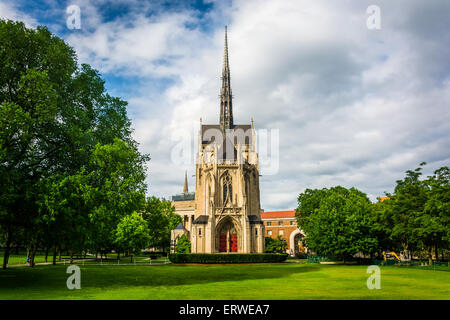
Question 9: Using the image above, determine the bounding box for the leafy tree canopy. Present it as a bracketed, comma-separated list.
[0, 19, 150, 268]
[296, 186, 378, 260]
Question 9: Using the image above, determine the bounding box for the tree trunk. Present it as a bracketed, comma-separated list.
[435, 244, 438, 261]
[2, 229, 12, 269]
[117, 251, 120, 261]
[428, 247, 433, 265]
[58, 248, 61, 261]
[30, 246, 36, 267]
[52, 245, 57, 265]
[44, 247, 49, 263]
[130, 253, 133, 263]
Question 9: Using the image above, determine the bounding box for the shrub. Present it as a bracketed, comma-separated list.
[175, 234, 191, 254]
[143, 251, 166, 259]
[307, 255, 336, 263]
[265, 236, 287, 254]
[168, 253, 288, 264]
[296, 252, 308, 259]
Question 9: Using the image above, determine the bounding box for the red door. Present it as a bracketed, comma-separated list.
[219, 234, 227, 252]
[230, 234, 238, 252]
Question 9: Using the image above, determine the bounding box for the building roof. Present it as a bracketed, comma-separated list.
[248, 215, 264, 224]
[171, 192, 195, 202]
[174, 223, 187, 231]
[379, 196, 389, 202]
[193, 215, 209, 224]
[260, 210, 296, 219]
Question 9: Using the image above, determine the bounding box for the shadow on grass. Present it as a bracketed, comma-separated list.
[0, 263, 320, 293]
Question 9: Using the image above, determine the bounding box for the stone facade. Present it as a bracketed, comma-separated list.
[170, 27, 265, 253]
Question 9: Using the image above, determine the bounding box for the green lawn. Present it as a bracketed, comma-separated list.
[2, 253, 50, 266]
[0, 263, 449, 300]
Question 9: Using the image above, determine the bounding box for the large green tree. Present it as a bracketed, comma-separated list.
[0, 19, 149, 268]
[372, 163, 450, 263]
[37, 172, 92, 264]
[389, 164, 428, 257]
[296, 186, 378, 261]
[371, 197, 402, 255]
[142, 197, 181, 251]
[423, 166, 450, 260]
[115, 212, 150, 261]
[87, 139, 148, 255]
[381, 164, 450, 262]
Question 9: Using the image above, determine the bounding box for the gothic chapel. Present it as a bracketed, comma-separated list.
[171, 27, 265, 253]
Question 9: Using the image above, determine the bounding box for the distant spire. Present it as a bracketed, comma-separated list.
[220, 25, 233, 131]
[183, 171, 188, 194]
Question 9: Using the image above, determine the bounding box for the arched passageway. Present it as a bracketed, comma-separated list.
[216, 217, 239, 253]
[289, 229, 306, 256]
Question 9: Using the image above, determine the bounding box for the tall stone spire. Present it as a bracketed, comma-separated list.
[183, 170, 189, 194]
[220, 26, 233, 131]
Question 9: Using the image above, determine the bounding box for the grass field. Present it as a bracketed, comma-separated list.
[0, 262, 449, 300]
[2, 253, 53, 266]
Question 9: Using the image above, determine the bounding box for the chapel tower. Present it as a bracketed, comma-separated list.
[187, 26, 265, 253]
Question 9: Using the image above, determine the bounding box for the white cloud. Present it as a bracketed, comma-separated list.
[0, 1, 38, 26]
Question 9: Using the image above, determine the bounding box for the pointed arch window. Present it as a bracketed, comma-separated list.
[223, 173, 232, 204]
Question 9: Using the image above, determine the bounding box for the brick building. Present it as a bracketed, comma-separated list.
[260, 210, 306, 256]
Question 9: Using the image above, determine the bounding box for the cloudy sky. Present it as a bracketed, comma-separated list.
[1, 0, 449, 210]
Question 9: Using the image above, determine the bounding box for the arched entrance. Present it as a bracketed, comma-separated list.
[289, 229, 306, 256]
[216, 217, 239, 253]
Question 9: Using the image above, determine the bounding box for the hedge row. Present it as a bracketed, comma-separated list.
[168, 253, 288, 264]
